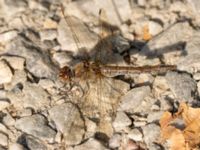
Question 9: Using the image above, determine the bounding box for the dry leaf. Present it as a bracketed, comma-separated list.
[159, 102, 200, 150]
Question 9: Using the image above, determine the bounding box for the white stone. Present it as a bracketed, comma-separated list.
[39, 29, 57, 41]
[0, 30, 18, 43]
[0, 60, 13, 84]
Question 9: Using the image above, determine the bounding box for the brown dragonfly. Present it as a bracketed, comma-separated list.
[59, 5, 176, 138]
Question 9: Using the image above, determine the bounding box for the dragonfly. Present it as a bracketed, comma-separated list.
[59, 5, 176, 138]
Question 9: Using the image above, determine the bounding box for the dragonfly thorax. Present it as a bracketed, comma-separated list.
[59, 66, 75, 81]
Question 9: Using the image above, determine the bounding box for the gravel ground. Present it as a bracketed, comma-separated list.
[0, 0, 200, 149]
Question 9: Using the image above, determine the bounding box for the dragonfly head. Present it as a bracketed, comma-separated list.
[59, 66, 74, 81]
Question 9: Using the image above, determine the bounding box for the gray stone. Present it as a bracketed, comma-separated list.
[113, 111, 132, 131]
[3, 112, 15, 126]
[118, 86, 151, 112]
[49, 103, 85, 145]
[166, 71, 196, 101]
[0, 60, 13, 84]
[22, 82, 50, 110]
[15, 114, 56, 142]
[147, 111, 164, 123]
[73, 138, 108, 150]
[24, 135, 48, 150]
[142, 124, 160, 149]
[6, 36, 58, 79]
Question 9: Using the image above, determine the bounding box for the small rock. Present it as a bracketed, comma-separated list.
[15, 114, 56, 142]
[0, 123, 8, 134]
[128, 128, 143, 142]
[22, 82, 50, 110]
[142, 124, 160, 149]
[17, 108, 32, 117]
[166, 71, 196, 101]
[0, 133, 8, 147]
[24, 135, 48, 150]
[153, 76, 169, 97]
[148, 21, 163, 36]
[9, 143, 25, 150]
[38, 79, 54, 90]
[1, 56, 25, 70]
[147, 111, 164, 123]
[39, 29, 57, 41]
[113, 111, 132, 131]
[133, 73, 154, 85]
[0, 60, 13, 84]
[197, 81, 200, 95]
[49, 103, 85, 145]
[137, 0, 146, 7]
[109, 134, 121, 149]
[118, 86, 151, 112]
[73, 138, 108, 150]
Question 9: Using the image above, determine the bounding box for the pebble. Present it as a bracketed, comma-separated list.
[113, 111, 132, 131]
[118, 86, 151, 112]
[24, 135, 48, 150]
[166, 71, 196, 101]
[197, 81, 200, 95]
[52, 52, 73, 67]
[49, 103, 85, 145]
[0, 101, 10, 111]
[22, 82, 50, 110]
[0, 30, 18, 43]
[142, 124, 160, 149]
[0, 60, 13, 84]
[148, 21, 163, 36]
[15, 114, 56, 142]
[128, 128, 143, 142]
[147, 111, 164, 123]
[3, 112, 15, 126]
[109, 134, 121, 149]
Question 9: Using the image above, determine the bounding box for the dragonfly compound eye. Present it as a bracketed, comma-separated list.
[59, 66, 74, 81]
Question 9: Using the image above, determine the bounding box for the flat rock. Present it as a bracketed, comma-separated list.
[118, 86, 151, 112]
[9, 143, 25, 150]
[109, 134, 121, 149]
[15, 114, 56, 142]
[0, 60, 13, 84]
[147, 111, 164, 123]
[165, 71, 196, 101]
[128, 128, 143, 142]
[49, 103, 85, 145]
[73, 138, 108, 150]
